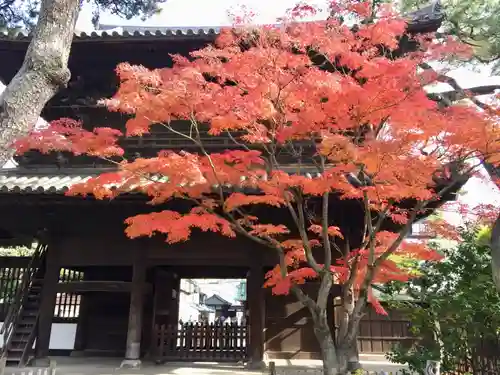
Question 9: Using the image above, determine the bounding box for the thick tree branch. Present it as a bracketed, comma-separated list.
[0, 0, 80, 166]
[316, 188, 333, 311]
[320, 156, 333, 271]
[420, 62, 499, 113]
[434, 85, 500, 102]
[296, 195, 322, 273]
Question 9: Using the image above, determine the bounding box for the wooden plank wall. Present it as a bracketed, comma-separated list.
[264, 286, 414, 358]
[357, 308, 414, 354]
[0, 255, 415, 357]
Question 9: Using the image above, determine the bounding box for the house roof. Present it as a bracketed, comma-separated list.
[204, 294, 231, 306]
[0, 163, 467, 203]
[0, 1, 444, 43]
[0, 26, 220, 43]
[0, 166, 324, 195]
[0, 168, 100, 194]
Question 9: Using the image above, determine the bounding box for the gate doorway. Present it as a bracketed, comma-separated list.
[151, 274, 249, 362]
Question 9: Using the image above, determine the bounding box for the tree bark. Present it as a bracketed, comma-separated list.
[312, 312, 338, 375]
[491, 214, 500, 292]
[336, 339, 361, 374]
[0, 0, 80, 165]
[336, 309, 361, 375]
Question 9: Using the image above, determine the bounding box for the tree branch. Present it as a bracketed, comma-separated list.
[420, 62, 499, 114]
[0, 0, 80, 166]
[296, 195, 322, 274]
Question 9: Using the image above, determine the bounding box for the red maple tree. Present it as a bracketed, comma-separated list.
[16, 1, 500, 374]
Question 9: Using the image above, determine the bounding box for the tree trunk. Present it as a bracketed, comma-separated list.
[336, 339, 361, 375]
[0, 0, 80, 165]
[312, 312, 338, 375]
[335, 290, 362, 374]
[335, 315, 360, 375]
[491, 214, 500, 292]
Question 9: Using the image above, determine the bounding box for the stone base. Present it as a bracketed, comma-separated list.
[245, 359, 266, 370]
[120, 359, 142, 369]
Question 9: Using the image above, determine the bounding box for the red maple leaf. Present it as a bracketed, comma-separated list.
[17, 0, 499, 323]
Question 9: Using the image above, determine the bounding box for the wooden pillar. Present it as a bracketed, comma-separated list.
[169, 275, 180, 326]
[152, 270, 179, 327]
[72, 269, 93, 354]
[121, 249, 147, 368]
[247, 262, 265, 369]
[33, 241, 61, 366]
[72, 294, 89, 352]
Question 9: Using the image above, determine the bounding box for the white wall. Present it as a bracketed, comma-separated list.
[0, 322, 77, 350]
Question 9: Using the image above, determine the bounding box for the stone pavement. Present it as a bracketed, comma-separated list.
[7, 359, 261, 375]
[5, 356, 408, 375]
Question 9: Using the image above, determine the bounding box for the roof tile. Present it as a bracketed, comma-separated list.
[0, 169, 100, 194]
[0, 27, 220, 42]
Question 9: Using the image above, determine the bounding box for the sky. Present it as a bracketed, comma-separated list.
[75, 0, 327, 31]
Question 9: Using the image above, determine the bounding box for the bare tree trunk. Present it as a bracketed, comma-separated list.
[491, 214, 500, 292]
[312, 311, 338, 375]
[0, 0, 80, 165]
[336, 312, 361, 375]
[336, 338, 361, 374]
[341, 341, 361, 371]
[292, 283, 339, 375]
[335, 287, 362, 374]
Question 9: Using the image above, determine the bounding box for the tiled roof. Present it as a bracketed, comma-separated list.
[0, 169, 103, 194]
[0, 0, 444, 43]
[0, 161, 467, 197]
[0, 26, 220, 42]
[0, 166, 322, 195]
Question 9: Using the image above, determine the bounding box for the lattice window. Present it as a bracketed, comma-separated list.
[54, 268, 84, 320]
[54, 293, 81, 319]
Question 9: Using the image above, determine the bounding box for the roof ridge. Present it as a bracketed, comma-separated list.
[0, 27, 221, 41]
[0, 166, 115, 176]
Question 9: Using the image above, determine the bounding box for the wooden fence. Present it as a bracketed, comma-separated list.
[152, 322, 248, 362]
[357, 308, 415, 354]
[446, 336, 500, 375]
[267, 361, 405, 375]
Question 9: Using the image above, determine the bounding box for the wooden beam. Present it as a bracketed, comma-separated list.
[247, 259, 265, 369]
[34, 241, 61, 365]
[0, 256, 31, 268]
[122, 248, 147, 368]
[56, 281, 151, 293]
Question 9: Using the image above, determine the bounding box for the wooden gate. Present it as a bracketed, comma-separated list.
[152, 322, 248, 362]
